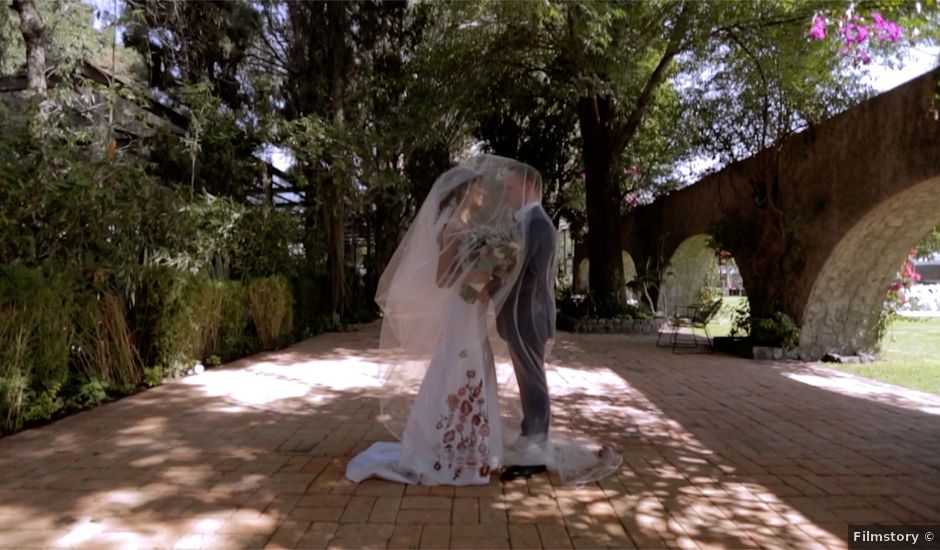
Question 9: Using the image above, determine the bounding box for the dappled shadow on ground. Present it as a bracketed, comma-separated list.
[2, 322, 939, 549]
[0, 328, 391, 549]
[547, 332, 940, 548]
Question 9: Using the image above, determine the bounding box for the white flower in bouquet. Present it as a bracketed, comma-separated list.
[459, 225, 519, 304]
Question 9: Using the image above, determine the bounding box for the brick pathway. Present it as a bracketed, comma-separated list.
[1, 322, 938, 549]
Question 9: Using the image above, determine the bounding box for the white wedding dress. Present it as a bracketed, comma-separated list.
[347, 288, 503, 485]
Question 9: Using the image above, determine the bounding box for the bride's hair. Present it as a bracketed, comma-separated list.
[437, 177, 480, 218]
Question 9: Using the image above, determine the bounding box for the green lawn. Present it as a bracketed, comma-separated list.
[697, 298, 940, 396]
[826, 317, 940, 396]
[705, 296, 747, 338]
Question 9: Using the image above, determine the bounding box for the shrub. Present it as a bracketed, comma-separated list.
[557, 287, 650, 321]
[247, 276, 294, 350]
[230, 207, 301, 280]
[133, 267, 200, 373]
[216, 280, 254, 361]
[0, 266, 73, 433]
[134, 269, 258, 374]
[73, 292, 144, 387]
[751, 312, 800, 351]
[191, 278, 253, 362]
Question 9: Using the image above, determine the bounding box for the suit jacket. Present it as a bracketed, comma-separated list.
[496, 204, 556, 344]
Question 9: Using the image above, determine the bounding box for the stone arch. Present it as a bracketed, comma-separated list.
[657, 234, 718, 317]
[622, 251, 637, 303]
[576, 258, 589, 291]
[576, 253, 637, 294]
[800, 175, 940, 359]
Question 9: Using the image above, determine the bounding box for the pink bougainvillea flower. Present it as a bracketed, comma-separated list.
[809, 14, 827, 39]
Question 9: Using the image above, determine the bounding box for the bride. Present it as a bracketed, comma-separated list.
[345, 155, 621, 486]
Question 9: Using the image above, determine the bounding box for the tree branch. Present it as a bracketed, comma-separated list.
[721, 28, 771, 148]
[611, 1, 692, 156]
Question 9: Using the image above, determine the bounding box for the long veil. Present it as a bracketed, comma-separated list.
[375, 154, 622, 485]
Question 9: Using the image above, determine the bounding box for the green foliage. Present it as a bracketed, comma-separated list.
[141, 193, 300, 283]
[290, 270, 339, 337]
[134, 269, 257, 372]
[0, 0, 102, 78]
[751, 312, 801, 351]
[726, 299, 799, 350]
[0, 101, 167, 295]
[216, 282, 256, 361]
[73, 292, 144, 387]
[192, 279, 253, 362]
[627, 241, 673, 314]
[729, 300, 752, 338]
[148, 193, 244, 278]
[916, 224, 940, 259]
[142, 366, 164, 388]
[22, 384, 64, 424]
[134, 267, 200, 372]
[122, 0, 262, 105]
[557, 286, 651, 321]
[247, 276, 294, 350]
[229, 207, 302, 280]
[0, 266, 73, 433]
[144, 80, 263, 200]
[63, 373, 108, 410]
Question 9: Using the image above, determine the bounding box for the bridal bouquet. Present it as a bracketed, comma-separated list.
[459, 225, 519, 304]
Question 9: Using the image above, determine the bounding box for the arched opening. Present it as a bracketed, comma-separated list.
[577, 258, 589, 291]
[575, 253, 637, 297]
[907, 250, 940, 313]
[657, 234, 723, 317]
[622, 251, 637, 305]
[800, 176, 940, 359]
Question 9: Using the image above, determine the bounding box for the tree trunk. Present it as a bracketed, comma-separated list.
[578, 95, 625, 306]
[567, 2, 692, 312]
[322, 174, 345, 320]
[12, 0, 46, 94]
[323, 0, 349, 321]
[572, 238, 587, 291]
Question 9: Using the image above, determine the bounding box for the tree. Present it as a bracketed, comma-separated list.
[685, 3, 938, 318]
[123, 0, 260, 108]
[10, 0, 46, 94]
[4, 0, 105, 89]
[415, 1, 937, 310]
[472, 63, 581, 223]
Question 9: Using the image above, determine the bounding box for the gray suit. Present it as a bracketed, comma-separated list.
[496, 204, 556, 440]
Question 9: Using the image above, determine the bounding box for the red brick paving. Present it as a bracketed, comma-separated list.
[1, 322, 938, 549]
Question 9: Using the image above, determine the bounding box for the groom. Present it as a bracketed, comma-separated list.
[493, 162, 557, 481]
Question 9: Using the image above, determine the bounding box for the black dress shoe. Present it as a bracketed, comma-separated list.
[500, 465, 548, 481]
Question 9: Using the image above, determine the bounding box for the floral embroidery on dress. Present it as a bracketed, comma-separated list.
[433, 368, 491, 480]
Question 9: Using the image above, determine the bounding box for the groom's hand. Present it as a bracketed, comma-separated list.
[479, 288, 491, 303]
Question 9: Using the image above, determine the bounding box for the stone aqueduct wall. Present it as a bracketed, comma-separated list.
[620, 68, 940, 359]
